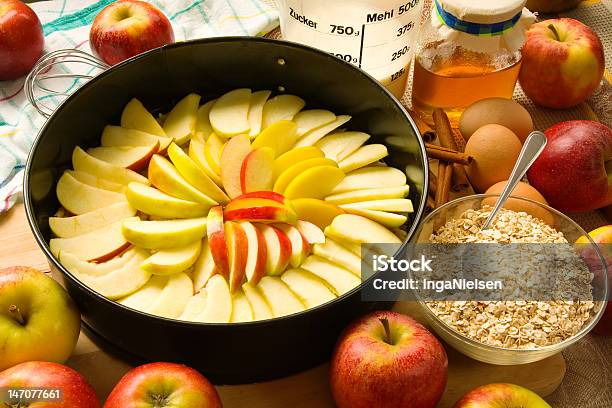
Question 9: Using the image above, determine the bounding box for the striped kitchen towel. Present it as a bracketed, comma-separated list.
[0, 0, 278, 212]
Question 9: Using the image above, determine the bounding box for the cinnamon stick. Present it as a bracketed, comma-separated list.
[428, 168, 438, 197]
[409, 111, 436, 143]
[434, 162, 452, 208]
[425, 144, 473, 165]
[432, 109, 471, 192]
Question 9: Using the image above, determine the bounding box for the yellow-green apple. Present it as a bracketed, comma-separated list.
[313, 238, 362, 275]
[207, 206, 229, 279]
[242, 282, 273, 320]
[526, 0, 581, 13]
[0, 267, 80, 371]
[199, 275, 232, 323]
[209, 88, 251, 137]
[338, 144, 388, 173]
[519, 18, 605, 109]
[72, 146, 149, 186]
[103, 362, 221, 408]
[220, 134, 252, 198]
[121, 98, 167, 138]
[101, 125, 172, 152]
[331, 166, 406, 194]
[281, 268, 336, 308]
[295, 220, 325, 244]
[295, 115, 351, 147]
[126, 182, 209, 218]
[252, 120, 298, 157]
[0, 0, 44, 80]
[225, 221, 248, 293]
[330, 311, 448, 408]
[527, 121, 612, 212]
[90, 0, 174, 66]
[56, 171, 128, 215]
[291, 198, 344, 230]
[87, 143, 159, 171]
[224, 197, 298, 224]
[241, 147, 275, 193]
[276, 224, 310, 268]
[238, 221, 267, 285]
[140, 240, 201, 276]
[300, 255, 360, 295]
[230, 290, 254, 322]
[273, 146, 325, 179]
[256, 224, 292, 275]
[294, 109, 337, 137]
[0, 362, 100, 407]
[453, 383, 551, 408]
[163, 93, 201, 145]
[247, 90, 271, 137]
[122, 217, 207, 249]
[256, 276, 305, 317]
[261, 95, 305, 128]
[274, 157, 338, 193]
[49, 201, 136, 238]
[316, 131, 370, 161]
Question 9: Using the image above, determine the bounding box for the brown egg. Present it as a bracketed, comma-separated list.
[460, 98, 534, 143]
[465, 124, 522, 193]
[483, 181, 555, 225]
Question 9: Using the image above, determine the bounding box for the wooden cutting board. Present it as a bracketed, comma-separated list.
[0, 204, 566, 407]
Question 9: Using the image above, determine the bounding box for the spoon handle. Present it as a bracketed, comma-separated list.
[481, 131, 548, 230]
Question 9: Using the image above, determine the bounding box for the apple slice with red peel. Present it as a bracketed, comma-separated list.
[120, 98, 167, 138]
[207, 206, 229, 279]
[209, 88, 252, 137]
[225, 221, 248, 293]
[220, 134, 251, 198]
[87, 143, 159, 171]
[234, 191, 291, 207]
[162, 93, 201, 146]
[238, 221, 267, 285]
[256, 224, 292, 276]
[240, 147, 275, 193]
[224, 203, 297, 224]
[296, 220, 326, 245]
[261, 95, 305, 128]
[276, 224, 311, 268]
[192, 240, 216, 292]
[59, 247, 137, 277]
[101, 125, 171, 153]
[72, 146, 149, 186]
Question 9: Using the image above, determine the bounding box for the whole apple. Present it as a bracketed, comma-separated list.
[0, 361, 100, 407]
[0, 266, 81, 371]
[453, 383, 551, 408]
[104, 362, 222, 408]
[330, 311, 448, 408]
[527, 120, 612, 212]
[0, 0, 44, 80]
[90, 0, 174, 66]
[519, 18, 605, 109]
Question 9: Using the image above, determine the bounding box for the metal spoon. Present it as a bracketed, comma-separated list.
[480, 131, 548, 230]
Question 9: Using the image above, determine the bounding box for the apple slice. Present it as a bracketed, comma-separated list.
[118, 274, 166, 312]
[167, 142, 229, 204]
[300, 255, 361, 296]
[276, 224, 310, 268]
[209, 88, 251, 137]
[72, 146, 149, 186]
[59, 247, 137, 277]
[192, 240, 216, 292]
[337, 144, 388, 173]
[295, 220, 325, 244]
[122, 217, 207, 249]
[163, 93, 201, 145]
[101, 125, 172, 153]
[257, 224, 292, 276]
[323, 230, 362, 257]
[179, 290, 208, 321]
[330, 167, 407, 194]
[294, 109, 337, 137]
[325, 185, 410, 205]
[188, 139, 223, 186]
[230, 290, 254, 323]
[340, 198, 414, 213]
[256, 276, 305, 318]
[50, 202, 136, 238]
[233, 191, 293, 207]
[146, 272, 193, 319]
[199, 275, 232, 323]
[238, 221, 267, 285]
[316, 131, 370, 162]
[295, 115, 351, 147]
[120, 98, 167, 138]
[327, 214, 401, 244]
[220, 134, 252, 198]
[248, 90, 271, 138]
[281, 269, 337, 308]
[261, 95, 305, 128]
[273, 157, 338, 193]
[207, 206, 229, 279]
[313, 238, 362, 276]
[251, 121, 298, 157]
[56, 171, 127, 215]
[240, 147, 275, 193]
[283, 166, 345, 200]
[204, 132, 225, 175]
[340, 207, 407, 228]
[291, 198, 344, 230]
[126, 182, 209, 218]
[66, 170, 125, 193]
[194, 99, 216, 141]
[225, 221, 248, 293]
[242, 283, 273, 321]
[224, 201, 297, 224]
[148, 154, 217, 206]
[87, 144, 158, 171]
[140, 240, 202, 275]
[273, 146, 325, 180]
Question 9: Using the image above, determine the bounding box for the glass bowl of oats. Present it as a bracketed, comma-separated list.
[411, 195, 608, 365]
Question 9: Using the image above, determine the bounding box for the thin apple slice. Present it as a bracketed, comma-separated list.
[50, 202, 136, 238]
[146, 272, 193, 319]
[59, 247, 137, 277]
[296, 220, 325, 244]
[233, 191, 293, 207]
[121, 98, 167, 137]
[66, 170, 125, 193]
[240, 147, 275, 193]
[230, 290, 254, 323]
[207, 206, 229, 279]
[283, 166, 345, 200]
[225, 221, 248, 293]
[167, 142, 229, 204]
[204, 133, 225, 175]
[56, 171, 127, 215]
[256, 276, 305, 318]
[87, 144, 158, 171]
[323, 230, 362, 257]
[242, 283, 273, 321]
[148, 154, 217, 206]
[281, 269, 337, 308]
[209, 88, 251, 137]
[252, 121, 298, 157]
[327, 214, 401, 244]
[179, 290, 208, 321]
[101, 125, 172, 153]
[276, 224, 310, 268]
[140, 240, 202, 275]
[340, 207, 407, 228]
[220, 134, 252, 198]
[295, 115, 351, 147]
[300, 255, 361, 296]
[189, 139, 223, 186]
[316, 131, 370, 162]
[273, 158, 338, 193]
[294, 109, 336, 137]
[338, 144, 388, 173]
[118, 274, 166, 311]
[194, 99, 216, 141]
[238, 221, 267, 285]
[257, 224, 292, 276]
[199, 275, 232, 323]
[126, 182, 209, 219]
[163, 93, 201, 145]
[224, 202, 297, 224]
[313, 238, 362, 276]
[273, 146, 325, 179]
[261, 95, 305, 128]
[122, 217, 207, 250]
[330, 167, 407, 194]
[248, 90, 271, 138]
[72, 146, 149, 186]
[325, 186, 410, 205]
[340, 198, 414, 213]
[192, 240, 216, 292]
[291, 198, 344, 230]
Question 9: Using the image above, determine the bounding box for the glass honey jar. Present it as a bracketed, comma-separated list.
[412, 0, 535, 125]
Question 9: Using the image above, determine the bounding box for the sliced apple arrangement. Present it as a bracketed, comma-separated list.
[49, 89, 413, 323]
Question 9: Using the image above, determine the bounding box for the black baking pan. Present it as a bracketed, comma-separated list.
[24, 37, 429, 384]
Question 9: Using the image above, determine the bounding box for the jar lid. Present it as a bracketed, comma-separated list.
[437, 0, 527, 25]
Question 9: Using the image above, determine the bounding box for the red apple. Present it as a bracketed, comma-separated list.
[90, 0, 174, 66]
[527, 120, 612, 212]
[453, 383, 551, 408]
[207, 206, 229, 279]
[104, 362, 221, 408]
[330, 311, 448, 408]
[0, 361, 100, 407]
[0, 0, 44, 80]
[519, 18, 605, 109]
